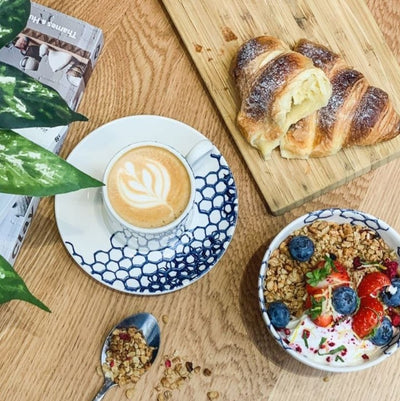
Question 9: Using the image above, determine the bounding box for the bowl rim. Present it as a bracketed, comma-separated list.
[258, 207, 400, 372]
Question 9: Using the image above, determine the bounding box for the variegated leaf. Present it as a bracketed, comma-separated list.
[0, 0, 30, 48]
[0, 254, 50, 311]
[0, 130, 103, 196]
[0, 62, 87, 129]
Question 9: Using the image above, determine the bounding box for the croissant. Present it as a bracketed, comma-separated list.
[280, 39, 400, 158]
[232, 36, 332, 159]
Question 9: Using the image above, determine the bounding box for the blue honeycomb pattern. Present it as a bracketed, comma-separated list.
[66, 153, 238, 295]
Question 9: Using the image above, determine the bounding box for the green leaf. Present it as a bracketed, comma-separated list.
[305, 255, 334, 286]
[318, 345, 347, 356]
[302, 329, 310, 348]
[0, 62, 88, 129]
[319, 337, 327, 348]
[0, 0, 30, 48]
[0, 130, 104, 196]
[305, 295, 324, 319]
[0, 254, 50, 311]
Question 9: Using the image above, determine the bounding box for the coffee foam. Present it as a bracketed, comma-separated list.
[117, 159, 171, 209]
[106, 145, 192, 228]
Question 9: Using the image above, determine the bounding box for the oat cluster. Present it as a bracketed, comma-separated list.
[102, 327, 155, 386]
[155, 352, 218, 401]
[264, 221, 396, 317]
[155, 354, 198, 400]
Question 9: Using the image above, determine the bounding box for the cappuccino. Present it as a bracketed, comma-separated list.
[106, 145, 192, 229]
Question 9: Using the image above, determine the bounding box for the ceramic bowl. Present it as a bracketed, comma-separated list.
[258, 208, 400, 372]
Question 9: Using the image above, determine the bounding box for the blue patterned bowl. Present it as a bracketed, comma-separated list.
[258, 208, 400, 372]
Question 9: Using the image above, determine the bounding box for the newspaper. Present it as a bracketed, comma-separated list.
[0, 2, 103, 264]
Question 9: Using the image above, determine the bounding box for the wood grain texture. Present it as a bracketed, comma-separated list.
[2, 1, 400, 401]
[161, 0, 400, 215]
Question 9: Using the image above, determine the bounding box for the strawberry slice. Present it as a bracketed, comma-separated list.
[325, 261, 350, 288]
[304, 288, 333, 327]
[357, 272, 391, 298]
[313, 313, 334, 328]
[306, 258, 350, 291]
[351, 296, 384, 338]
[306, 282, 326, 295]
[359, 296, 384, 319]
[304, 257, 350, 327]
[352, 307, 380, 338]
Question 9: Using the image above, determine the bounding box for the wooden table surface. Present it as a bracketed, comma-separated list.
[2, 1, 400, 400]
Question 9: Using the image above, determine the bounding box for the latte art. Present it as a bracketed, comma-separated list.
[106, 145, 192, 229]
[118, 159, 172, 209]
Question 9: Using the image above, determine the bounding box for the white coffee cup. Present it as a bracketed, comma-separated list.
[102, 140, 213, 251]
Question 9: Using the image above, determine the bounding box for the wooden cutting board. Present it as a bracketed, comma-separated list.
[161, 0, 400, 215]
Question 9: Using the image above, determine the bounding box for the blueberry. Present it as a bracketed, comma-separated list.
[288, 235, 314, 262]
[267, 301, 290, 328]
[332, 286, 358, 315]
[381, 278, 400, 307]
[370, 317, 393, 346]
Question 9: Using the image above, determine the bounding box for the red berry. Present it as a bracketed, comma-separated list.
[388, 308, 400, 327]
[313, 314, 334, 328]
[307, 260, 350, 291]
[304, 288, 333, 328]
[352, 296, 384, 338]
[383, 259, 399, 280]
[352, 307, 379, 338]
[357, 272, 391, 298]
[359, 296, 384, 319]
[118, 332, 131, 341]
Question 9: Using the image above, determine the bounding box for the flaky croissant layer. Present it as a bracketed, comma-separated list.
[232, 36, 400, 159]
[232, 36, 332, 159]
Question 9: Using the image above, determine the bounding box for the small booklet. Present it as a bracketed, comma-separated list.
[0, 2, 104, 263]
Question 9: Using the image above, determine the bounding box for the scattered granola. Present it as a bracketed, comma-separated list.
[207, 391, 220, 400]
[96, 366, 103, 377]
[154, 352, 217, 400]
[102, 327, 155, 387]
[264, 221, 396, 317]
[157, 354, 197, 392]
[98, 328, 219, 400]
[161, 315, 169, 324]
[126, 388, 135, 399]
[157, 392, 170, 401]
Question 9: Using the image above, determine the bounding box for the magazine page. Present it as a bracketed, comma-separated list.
[0, 2, 104, 263]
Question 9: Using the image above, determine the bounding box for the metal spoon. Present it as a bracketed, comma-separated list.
[92, 312, 160, 401]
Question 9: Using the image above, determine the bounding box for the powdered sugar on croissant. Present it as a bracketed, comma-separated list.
[232, 36, 332, 159]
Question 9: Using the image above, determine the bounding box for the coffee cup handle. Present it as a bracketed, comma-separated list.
[185, 139, 213, 168]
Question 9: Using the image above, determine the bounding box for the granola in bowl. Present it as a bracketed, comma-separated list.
[258, 208, 400, 372]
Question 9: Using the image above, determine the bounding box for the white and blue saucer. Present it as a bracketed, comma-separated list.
[55, 115, 238, 295]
